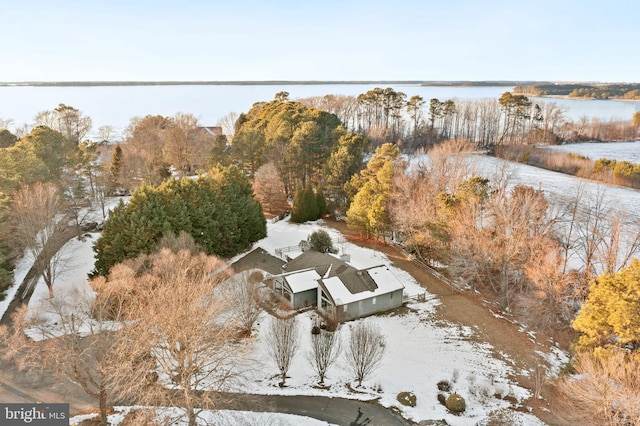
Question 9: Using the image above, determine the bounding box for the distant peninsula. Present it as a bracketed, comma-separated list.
[514, 83, 640, 100]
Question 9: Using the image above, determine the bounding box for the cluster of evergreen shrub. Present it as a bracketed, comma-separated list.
[93, 165, 266, 276]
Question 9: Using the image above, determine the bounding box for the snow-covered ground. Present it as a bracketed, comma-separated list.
[0, 197, 123, 322]
[13, 214, 554, 425]
[541, 140, 640, 165]
[6, 148, 637, 425]
[235, 220, 550, 425]
[70, 406, 337, 426]
[473, 153, 640, 217]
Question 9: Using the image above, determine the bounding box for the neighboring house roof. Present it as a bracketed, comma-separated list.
[319, 265, 405, 306]
[283, 250, 356, 277]
[199, 126, 223, 137]
[231, 247, 284, 275]
[282, 269, 323, 293]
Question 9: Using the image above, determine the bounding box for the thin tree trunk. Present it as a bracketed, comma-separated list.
[99, 388, 108, 426]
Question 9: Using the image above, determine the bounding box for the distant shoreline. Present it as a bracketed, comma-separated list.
[0, 80, 532, 88]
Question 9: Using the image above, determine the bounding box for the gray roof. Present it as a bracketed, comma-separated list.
[338, 269, 378, 294]
[231, 247, 284, 275]
[283, 250, 356, 278]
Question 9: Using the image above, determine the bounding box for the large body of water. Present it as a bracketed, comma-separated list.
[1, 84, 639, 139]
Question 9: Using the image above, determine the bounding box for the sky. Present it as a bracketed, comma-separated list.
[0, 0, 638, 82]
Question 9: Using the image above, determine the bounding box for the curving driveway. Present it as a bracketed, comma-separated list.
[217, 392, 410, 426]
[0, 371, 411, 426]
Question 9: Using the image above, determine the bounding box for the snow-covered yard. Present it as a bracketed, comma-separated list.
[5, 144, 640, 425]
[234, 220, 549, 425]
[4, 212, 559, 425]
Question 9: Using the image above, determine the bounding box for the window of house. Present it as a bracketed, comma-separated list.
[372, 297, 377, 305]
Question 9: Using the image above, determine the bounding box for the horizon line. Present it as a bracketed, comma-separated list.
[1, 80, 634, 88]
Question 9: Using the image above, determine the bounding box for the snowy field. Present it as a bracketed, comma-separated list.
[541, 140, 640, 164]
[472, 153, 640, 218]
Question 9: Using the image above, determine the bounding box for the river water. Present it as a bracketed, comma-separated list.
[1, 84, 639, 138]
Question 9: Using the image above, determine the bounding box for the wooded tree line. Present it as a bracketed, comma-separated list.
[514, 83, 640, 100]
[299, 88, 639, 150]
[0, 104, 270, 302]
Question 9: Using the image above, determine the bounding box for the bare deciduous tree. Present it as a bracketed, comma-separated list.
[575, 186, 609, 280]
[53, 104, 92, 144]
[265, 316, 299, 387]
[516, 248, 579, 333]
[164, 113, 199, 175]
[13, 183, 68, 298]
[0, 286, 144, 426]
[594, 211, 640, 275]
[345, 322, 386, 387]
[216, 111, 238, 141]
[308, 326, 341, 385]
[560, 349, 640, 426]
[224, 270, 264, 337]
[96, 125, 116, 143]
[36, 104, 92, 144]
[93, 171, 109, 220]
[253, 162, 288, 213]
[114, 248, 252, 426]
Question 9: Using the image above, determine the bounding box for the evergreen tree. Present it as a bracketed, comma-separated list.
[210, 165, 267, 256]
[109, 144, 123, 193]
[309, 230, 336, 254]
[17, 126, 76, 182]
[290, 185, 306, 223]
[316, 185, 327, 218]
[290, 182, 323, 223]
[93, 165, 266, 276]
[207, 134, 230, 168]
[0, 129, 17, 148]
[572, 259, 640, 351]
[324, 132, 370, 205]
[303, 181, 319, 221]
[346, 143, 400, 238]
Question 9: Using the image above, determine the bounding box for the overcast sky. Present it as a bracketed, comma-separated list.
[1, 0, 637, 82]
